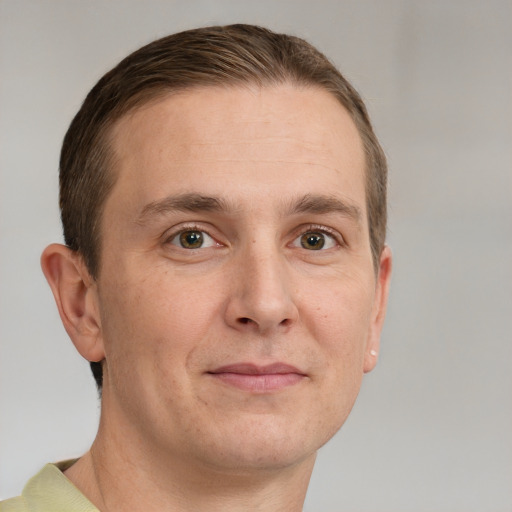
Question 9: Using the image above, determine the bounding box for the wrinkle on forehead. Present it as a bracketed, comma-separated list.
[136, 192, 362, 230]
[105, 85, 368, 229]
[110, 84, 364, 165]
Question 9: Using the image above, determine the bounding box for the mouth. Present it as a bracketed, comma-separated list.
[207, 363, 307, 393]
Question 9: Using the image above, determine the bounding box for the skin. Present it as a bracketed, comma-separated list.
[42, 84, 391, 512]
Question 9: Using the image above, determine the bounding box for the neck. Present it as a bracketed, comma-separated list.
[65, 401, 316, 512]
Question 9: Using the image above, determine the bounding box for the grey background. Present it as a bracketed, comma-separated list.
[1, 1, 511, 510]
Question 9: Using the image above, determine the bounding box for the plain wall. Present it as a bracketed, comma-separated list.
[1, 1, 511, 510]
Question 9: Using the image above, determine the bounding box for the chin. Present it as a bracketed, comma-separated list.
[195, 413, 343, 474]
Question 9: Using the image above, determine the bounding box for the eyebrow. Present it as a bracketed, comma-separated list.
[136, 192, 362, 225]
[137, 193, 232, 224]
[288, 193, 362, 223]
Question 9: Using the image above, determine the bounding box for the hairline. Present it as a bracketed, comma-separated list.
[91, 80, 380, 279]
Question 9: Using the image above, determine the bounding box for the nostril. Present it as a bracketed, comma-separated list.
[237, 317, 291, 328]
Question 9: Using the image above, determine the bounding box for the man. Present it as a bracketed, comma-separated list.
[2, 24, 391, 511]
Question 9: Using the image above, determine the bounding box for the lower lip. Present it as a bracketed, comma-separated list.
[210, 372, 304, 392]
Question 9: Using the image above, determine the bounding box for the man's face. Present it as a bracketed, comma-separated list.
[94, 84, 389, 472]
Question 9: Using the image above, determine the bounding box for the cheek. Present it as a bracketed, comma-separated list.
[308, 274, 374, 337]
[302, 273, 375, 377]
[98, 268, 222, 379]
[311, 282, 375, 425]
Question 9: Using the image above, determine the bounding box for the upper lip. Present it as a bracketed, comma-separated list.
[208, 363, 305, 375]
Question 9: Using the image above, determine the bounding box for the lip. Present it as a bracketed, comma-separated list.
[207, 363, 306, 393]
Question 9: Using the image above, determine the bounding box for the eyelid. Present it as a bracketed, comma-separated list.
[292, 224, 345, 248]
[161, 222, 344, 249]
[163, 223, 222, 248]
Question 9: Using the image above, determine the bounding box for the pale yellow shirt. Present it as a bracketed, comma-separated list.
[0, 461, 98, 512]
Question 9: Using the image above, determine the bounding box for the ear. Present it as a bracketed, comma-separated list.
[363, 245, 392, 373]
[41, 244, 105, 363]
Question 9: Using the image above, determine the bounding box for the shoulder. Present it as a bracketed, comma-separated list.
[0, 496, 29, 512]
[0, 462, 98, 512]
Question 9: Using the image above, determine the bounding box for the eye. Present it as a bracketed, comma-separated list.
[169, 229, 217, 249]
[292, 230, 338, 251]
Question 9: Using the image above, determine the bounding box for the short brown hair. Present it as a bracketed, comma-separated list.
[59, 24, 388, 390]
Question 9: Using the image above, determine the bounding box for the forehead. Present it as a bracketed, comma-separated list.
[106, 84, 366, 217]
[113, 84, 362, 153]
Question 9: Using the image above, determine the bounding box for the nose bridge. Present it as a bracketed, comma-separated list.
[226, 236, 298, 333]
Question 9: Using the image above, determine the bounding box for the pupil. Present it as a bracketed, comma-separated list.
[301, 233, 324, 250]
[180, 231, 203, 248]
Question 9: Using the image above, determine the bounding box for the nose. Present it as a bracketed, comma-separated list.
[224, 243, 299, 334]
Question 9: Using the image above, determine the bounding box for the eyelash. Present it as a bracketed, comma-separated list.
[164, 223, 344, 250]
[294, 224, 344, 249]
[165, 223, 219, 249]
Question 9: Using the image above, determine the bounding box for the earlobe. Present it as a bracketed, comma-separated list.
[41, 244, 105, 363]
[363, 245, 392, 373]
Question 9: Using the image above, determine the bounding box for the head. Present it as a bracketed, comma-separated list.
[43, 26, 391, 473]
[57, 24, 388, 391]
[43, 25, 392, 475]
